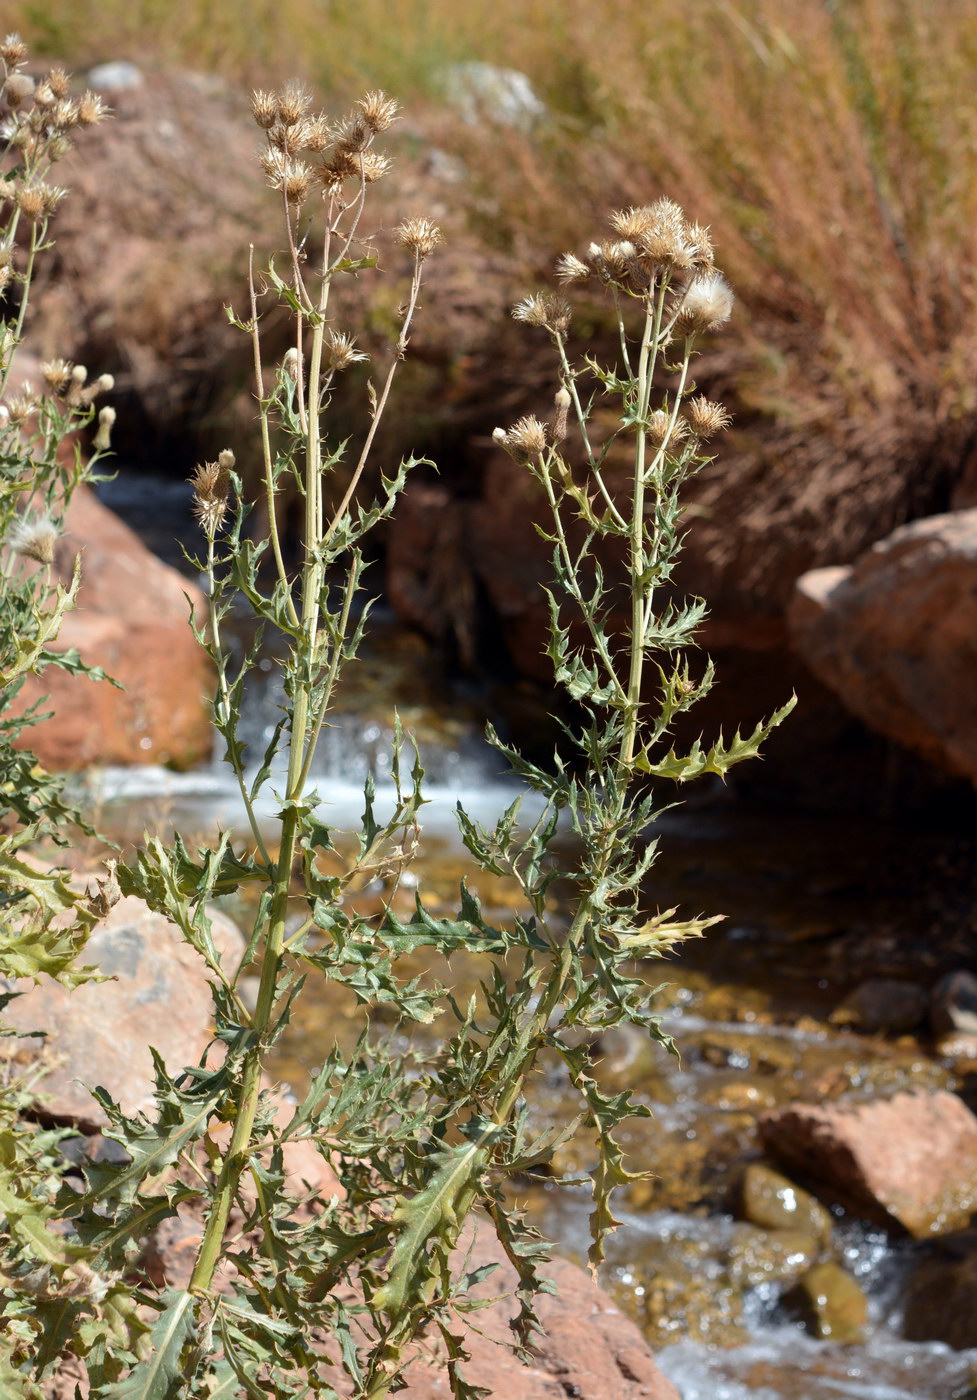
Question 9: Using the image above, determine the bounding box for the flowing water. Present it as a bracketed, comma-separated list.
[88, 470, 977, 1399]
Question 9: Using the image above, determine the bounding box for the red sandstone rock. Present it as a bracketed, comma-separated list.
[401, 1227, 679, 1400]
[760, 1089, 977, 1236]
[788, 510, 977, 785]
[0, 894, 244, 1127]
[13, 484, 213, 769]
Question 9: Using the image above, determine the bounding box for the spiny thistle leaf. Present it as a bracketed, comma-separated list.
[95, 1291, 196, 1400]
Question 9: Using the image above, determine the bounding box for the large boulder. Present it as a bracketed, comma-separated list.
[13, 484, 213, 769]
[401, 1228, 680, 1400]
[0, 893, 243, 1127]
[760, 1090, 977, 1237]
[788, 510, 977, 785]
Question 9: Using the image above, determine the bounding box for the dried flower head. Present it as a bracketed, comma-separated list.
[47, 66, 71, 99]
[190, 454, 233, 538]
[93, 404, 116, 452]
[318, 148, 359, 188]
[4, 72, 34, 108]
[358, 90, 400, 133]
[647, 409, 689, 452]
[687, 395, 732, 438]
[323, 330, 368, 372]
[352, 150, 392, 183]
[296, 115, 333, 153]
[276, 82, 312, 127]
[6, 390, 38, 424]
[554, 252, 590, 285]
[75, 91, 108, 126]
[250, 89, 278, 129]
[14, 185, 45, 221]
[87, 858, 121, 919]
[41, 358, 74, 394]
[674, 271, 734, 334]
[512, 292, 571, 336]
[493, 415, 548, 462]
[334, 112, 370, 154]
[9, 513, 58, 565]
[33, 79, 56, 109]
[283, 160, 313, 205]
[0, 33, 28, 67]
[283, 347, 301, 381]
[396, 217, 444, 258]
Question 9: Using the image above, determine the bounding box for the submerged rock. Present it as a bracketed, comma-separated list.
[760, 1090, 977, 1236]
[785, 1261, 867, 1342]
[0, 894, 243, 1127]
[931, 969, 977, 1037]
[831, 978, 928, 1034]
[738, 1163, 832, 1241]
[902, 1229, 977, 1351]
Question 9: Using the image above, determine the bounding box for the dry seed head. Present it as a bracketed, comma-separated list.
[6, 390, 37, 424]
[554, 252, 590, 285]
[610, 206, 659, 241]
[353, 150, 392, 183]
[358, 90, 400, 133]
[323, 329, 368, 371]
[297, 115, 333, 153]
[33, 79, 56, 109]
[9, 513, 58, 565]
[41, 185, 67, 217]
[15, 185, 45, 221]
[396, 217, 444, 258]
[283, 346, 301, 381]
[50, 98, 79, 131]
[687, 395, 731, 438]
[250, 89, 278, 129]
[47, 66, 71, 99]
[318, 148, 359, 188]
[75, 91, 108, 126]
[495, 415, 548, 462]
[334, 112, 370, 154]
[674, 271, 734, 334]
[647, 409, 689, 452]
[283, 160, 313, 205]
[4, 72, 34, 108]
[47, 134, 71, 162]
[276, 81, 312, 127]
[93, 405, 115, 452]
[1, 34, 28, 67]
[40, 358, 73, 393]
[512, 292, 571, 335]
[190, 455, 232, 538]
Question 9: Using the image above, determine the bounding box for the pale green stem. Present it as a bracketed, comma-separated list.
[206, 535, 272, 868]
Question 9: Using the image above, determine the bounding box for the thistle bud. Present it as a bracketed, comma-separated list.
[9, 513, 58, 565]
[283, 347, 301, 381]
[93, 405, 116, 452]
[4, 72, 34, 109]
[553, 386, 572, 444]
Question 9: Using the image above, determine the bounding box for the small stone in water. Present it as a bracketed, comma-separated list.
[738, 1163, 833, 1242]
[786, 1261, 868, 1342]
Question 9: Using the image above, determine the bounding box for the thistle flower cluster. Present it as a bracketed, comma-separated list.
[552, 198, 734, 335]
[0, 37, 107, 227]
[252, 83, 402, 208]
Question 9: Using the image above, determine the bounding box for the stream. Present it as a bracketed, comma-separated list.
[87, 470, 977, 1399]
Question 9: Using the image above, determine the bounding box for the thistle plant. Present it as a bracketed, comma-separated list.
[0, 75, 793, 1400]
[0, 35, 113, 982]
